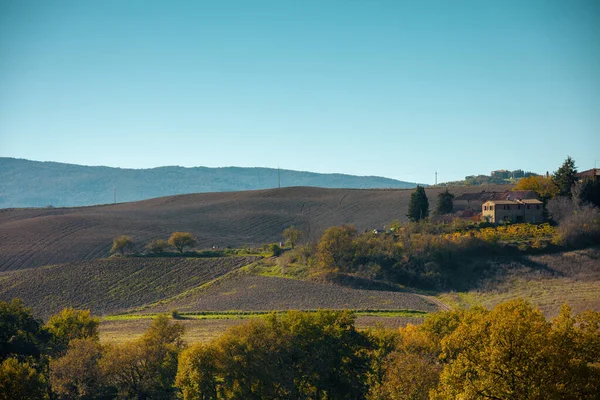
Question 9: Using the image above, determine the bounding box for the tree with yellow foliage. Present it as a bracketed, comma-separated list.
[431, 300, 600, 399]
[514, 175, 559, 202]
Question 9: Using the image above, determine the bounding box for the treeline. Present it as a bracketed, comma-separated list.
[2, 299, 599, 399]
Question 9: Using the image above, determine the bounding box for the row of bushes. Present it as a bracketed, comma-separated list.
[110, 232, 198, 255]
[2, 299, 599, 399]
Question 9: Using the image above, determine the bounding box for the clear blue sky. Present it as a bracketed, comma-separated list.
[1, 0, 599, 184]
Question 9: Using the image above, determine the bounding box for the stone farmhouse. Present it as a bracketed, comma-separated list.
[481, 199, 543, 223]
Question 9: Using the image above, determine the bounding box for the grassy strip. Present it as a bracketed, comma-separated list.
[102, 309, 428, 321]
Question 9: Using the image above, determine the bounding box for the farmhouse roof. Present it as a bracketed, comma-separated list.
[519, 199, 543, 204]
[483, 199, 543, 205]
[576, 168, 600, 178]
[483, 200, 518, 205]
[454, 190, 538, 202]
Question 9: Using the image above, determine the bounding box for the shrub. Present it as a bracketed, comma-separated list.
[146, 239, 170, 254]
[268, 243, 283, 256]
[554, 204, 600, 247]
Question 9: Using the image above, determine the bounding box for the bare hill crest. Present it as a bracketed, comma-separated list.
[0, 185, 512, 271]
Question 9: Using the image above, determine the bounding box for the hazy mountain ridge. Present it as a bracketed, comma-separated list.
[0, 158, 419, 208]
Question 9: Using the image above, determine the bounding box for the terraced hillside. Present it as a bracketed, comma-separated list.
[0, 185, 512, 271]
[145, 271, 440, 313]
[0, 256, 258, 318]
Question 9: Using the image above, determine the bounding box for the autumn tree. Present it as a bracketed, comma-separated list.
[316, 225, 357, 272]
[110, 235, 134, 255]
[146, 239, 170, 254]
[0, 357, 47, 400]
[407, 185, 429, 222]
[168, 232, 197, 253]
[176, 310, 371, 400]
[431, 299, 600, 399]
[45, 308, 99, 354]
[49, 338, 108, 400]
[553, 156, 578, 198]
[102, 314, 185, 399]
[514, 175, 559, 203]
[435, 189, 454, 215]
[282, 225, 302, 249]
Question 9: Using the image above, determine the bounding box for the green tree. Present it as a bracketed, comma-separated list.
[407, 186, 429, 222]
[0, 357, 47, 400]
[176, 310, 371, 400]
[45, 308, 99, 354]
[0, 299, 50, 362]
[553, 156, 578, 198]
[146, 239, 170, 254]
[316, 225, 357, 272]
[110, 235, 134, 255]
[435, 189, 454, 215]
[282, 225, 302, 249]
[168, 232, 197, 253]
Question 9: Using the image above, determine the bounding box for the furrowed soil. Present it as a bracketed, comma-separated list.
[144, 270, 440, 313]
[0, 257, 258, 319]
[0, 185, 512, 271]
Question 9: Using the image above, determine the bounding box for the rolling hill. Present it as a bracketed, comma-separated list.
[0, 185, 512, 271]
[0, 257, 259, 318]
[0, 157, 421, 208]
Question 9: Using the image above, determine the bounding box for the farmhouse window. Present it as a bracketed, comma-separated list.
[527, 205, 530, 209]
[536, 205, 540, 209]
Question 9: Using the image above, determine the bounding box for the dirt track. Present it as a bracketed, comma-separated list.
[0, 185, 510, 271]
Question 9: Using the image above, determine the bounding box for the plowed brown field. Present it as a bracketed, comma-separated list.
[0, 185, 511, 271]
[0, 257, 258, 318]
[146, 271, 440, 313]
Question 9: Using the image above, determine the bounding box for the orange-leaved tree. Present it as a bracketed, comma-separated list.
[168, 232, 197, 253]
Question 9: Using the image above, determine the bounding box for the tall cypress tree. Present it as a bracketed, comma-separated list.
[407, 185, 429, 222]
[435, 189, 455, 215]
[553, 156, 578, 198]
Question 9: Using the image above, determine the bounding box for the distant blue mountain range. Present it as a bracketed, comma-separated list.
[0, 158, 420, 208]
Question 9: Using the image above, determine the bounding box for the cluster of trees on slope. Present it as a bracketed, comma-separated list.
[110, 232, 198, 256]
[2, 298, 599, 399]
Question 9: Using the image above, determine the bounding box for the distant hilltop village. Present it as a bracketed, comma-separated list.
[441, 169, 541, 187]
